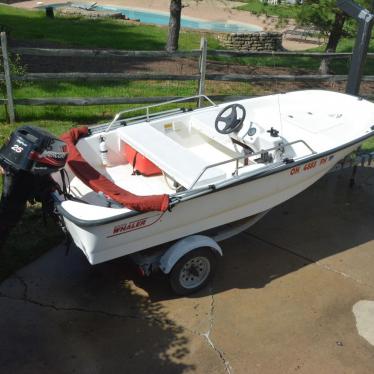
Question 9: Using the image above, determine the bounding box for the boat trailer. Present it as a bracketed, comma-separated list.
[129, 212, 268, 295]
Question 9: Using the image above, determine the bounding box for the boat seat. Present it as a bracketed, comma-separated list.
[189, 116, 235, 151]
[117, 125, 226, 189]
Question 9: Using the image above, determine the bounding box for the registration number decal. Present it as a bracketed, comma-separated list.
[290, 155, 335, 176]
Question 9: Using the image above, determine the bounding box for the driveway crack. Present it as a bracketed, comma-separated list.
[0, 290, 168, 326]
[13, 274, 28, 300]
[187, 289, 233, 374]
[202, 292, 233, 374]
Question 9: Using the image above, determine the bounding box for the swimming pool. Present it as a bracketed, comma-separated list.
[93, 5, 262, 33]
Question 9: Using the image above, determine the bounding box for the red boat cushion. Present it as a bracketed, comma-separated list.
[60, 127, 169, 212]
[125, 143, 162, 176]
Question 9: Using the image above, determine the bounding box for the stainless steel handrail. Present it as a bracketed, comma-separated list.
[105, 94, 217, 133]
[189, 139, 316, 190]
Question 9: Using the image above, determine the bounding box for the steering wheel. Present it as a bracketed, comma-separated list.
[215, 104, 246, 135]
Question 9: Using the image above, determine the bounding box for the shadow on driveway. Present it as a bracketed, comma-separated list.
[1, 167, 374, 373]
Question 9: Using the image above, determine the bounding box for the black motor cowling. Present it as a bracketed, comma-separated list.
[0, 126, 68, 250]
[0, 125, 67, 175]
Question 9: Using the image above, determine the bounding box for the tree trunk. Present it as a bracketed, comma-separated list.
[319, 11, 346, 74]
[166, 0, 182, 52]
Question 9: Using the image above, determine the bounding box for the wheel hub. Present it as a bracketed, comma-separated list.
[188, 265, 199, 277]
[179, 256, 211, 289]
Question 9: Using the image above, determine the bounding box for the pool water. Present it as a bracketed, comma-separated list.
[94, 6, 262, 33]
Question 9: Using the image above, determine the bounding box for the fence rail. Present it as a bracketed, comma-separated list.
[0, 95, 252, 106]
[1, 32, 373, 123]
[0, 73, 200, 81]
[8, 93, 374, 107]
[1, 33, 15, 123]
[4, 73, 368, 82]
[10, 47, 202, 58]
[11, 47, 374, 59]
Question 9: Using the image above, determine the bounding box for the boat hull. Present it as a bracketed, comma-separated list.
[61, 144, 357, 264]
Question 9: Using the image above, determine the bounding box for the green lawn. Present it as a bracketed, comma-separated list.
[6, 79, 259, 123]
[361, 137, 374, 152]
[0, 4, 221, 50]
[212, 38, 374, 76]
[236, 0, 301, 20]
[0, 204, 64, 281]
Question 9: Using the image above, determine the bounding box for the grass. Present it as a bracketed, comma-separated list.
[211, 35, 374, 75]
[0, 204, 64, 281]
[361, 137, 374, 152]
[10, 80, 200, 123]
[1, 78, 259, 125]
[236, 0, 301, 20]
[0, 4, 221, 50]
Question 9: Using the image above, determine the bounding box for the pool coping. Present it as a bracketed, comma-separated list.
[31, 1, 264, 33]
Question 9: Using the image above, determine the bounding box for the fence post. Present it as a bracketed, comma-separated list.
[1, 32, 15, 124]
[198, 37, 207, 108]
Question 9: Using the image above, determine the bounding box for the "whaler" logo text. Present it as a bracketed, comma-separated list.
[112, 219, 147, 235]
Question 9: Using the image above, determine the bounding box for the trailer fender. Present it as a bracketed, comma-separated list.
[159, 235, 223, 274]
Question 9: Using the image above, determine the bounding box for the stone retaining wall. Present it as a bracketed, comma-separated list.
[56, 7, 126, 19]
[218, 32, 283, 51]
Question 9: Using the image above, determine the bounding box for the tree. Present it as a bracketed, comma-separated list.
[298, 1, 346, 73]
[297, 0, 371, 74]
[166, 0, 182, 52]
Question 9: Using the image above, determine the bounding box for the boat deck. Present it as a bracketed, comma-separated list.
[63, 91, 374, 207]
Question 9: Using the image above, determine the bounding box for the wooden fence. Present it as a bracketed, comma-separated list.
[1, 31, 374, 123]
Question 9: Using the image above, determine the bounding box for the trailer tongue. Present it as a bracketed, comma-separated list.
[0, 126, 67, 249]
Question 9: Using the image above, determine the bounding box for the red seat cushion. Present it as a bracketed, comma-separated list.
[60, 127, 169, 212]
[125, 143, 162, 176]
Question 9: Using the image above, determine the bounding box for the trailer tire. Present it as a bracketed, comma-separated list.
[169, 247, 217, 295]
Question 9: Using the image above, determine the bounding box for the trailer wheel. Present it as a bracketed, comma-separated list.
[169, 248, 217, 295]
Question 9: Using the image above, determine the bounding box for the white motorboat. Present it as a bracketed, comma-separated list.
[49, 90, 374, 293]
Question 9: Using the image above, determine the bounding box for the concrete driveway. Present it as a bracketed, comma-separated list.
[1, 167, 374, 374]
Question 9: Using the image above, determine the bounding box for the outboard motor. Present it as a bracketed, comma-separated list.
[0, 126, 67, 249]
